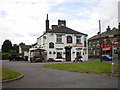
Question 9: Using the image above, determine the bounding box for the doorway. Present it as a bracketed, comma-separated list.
[65, 47, 72, 61]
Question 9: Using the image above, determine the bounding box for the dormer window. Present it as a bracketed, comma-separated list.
[67, 36, 72, 43]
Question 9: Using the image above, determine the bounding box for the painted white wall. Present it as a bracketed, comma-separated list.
[24, 51, 29, 56]
[19, 46, 22, 54]
[37, 32, 88, 61]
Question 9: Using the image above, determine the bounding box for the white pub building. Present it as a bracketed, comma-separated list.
[29, 14, 88, 62]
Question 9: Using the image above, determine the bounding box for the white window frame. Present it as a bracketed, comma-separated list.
[56, 34, 62, 43]
[76, 36, 81, 44]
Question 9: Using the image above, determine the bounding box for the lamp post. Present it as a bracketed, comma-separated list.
[99, 20, 102, 62]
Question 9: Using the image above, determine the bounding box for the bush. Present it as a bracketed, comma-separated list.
[2, 53, 9, 60]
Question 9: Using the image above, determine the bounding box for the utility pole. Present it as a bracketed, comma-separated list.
[99, 20, 102, 62]
[118, 23, 120, 60]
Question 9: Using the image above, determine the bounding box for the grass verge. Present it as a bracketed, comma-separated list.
[43, 62, 120, 73]
[0, 68, 22, 81]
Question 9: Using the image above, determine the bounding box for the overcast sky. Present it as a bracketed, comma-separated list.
[0, 0, 119, 49]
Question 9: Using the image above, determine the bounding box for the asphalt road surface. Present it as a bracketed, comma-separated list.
[2, 60, 119, 88]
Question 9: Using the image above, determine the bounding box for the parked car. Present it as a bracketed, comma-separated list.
[8, 53, 20, 61]
[101, 55, 112, 61]
[47, 58, 55, 62]
[34, 56, 44, 62]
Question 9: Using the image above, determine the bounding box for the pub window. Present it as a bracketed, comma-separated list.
[56, 34, 62, 43]
[49, 42, 54, 48]
[67, 36, 72, 43]
[49, 51, 52, 54]
[76, 36, 81, 44]
[84, 40, 87, 47]
[76, 52, 81, 57]
[84, 37, 87, 47]
[56, 52, 62, 58]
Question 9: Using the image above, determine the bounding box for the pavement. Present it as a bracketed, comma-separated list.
[1, 60, 119, 88]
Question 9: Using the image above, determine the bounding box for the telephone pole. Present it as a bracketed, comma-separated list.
[99, 20, 102, 62]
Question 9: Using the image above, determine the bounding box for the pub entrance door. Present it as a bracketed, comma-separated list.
[65, 47, 72, 61]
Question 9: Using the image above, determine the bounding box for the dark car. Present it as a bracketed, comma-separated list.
[34, 56, 44, 63]
[101, 55, 112, 61]
[47, 58, 55, 62]
[8, 53, 19, 61]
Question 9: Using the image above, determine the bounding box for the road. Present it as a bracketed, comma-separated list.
[2, 60, 119, 88]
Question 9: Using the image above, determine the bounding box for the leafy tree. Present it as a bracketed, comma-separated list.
[12, 44, 19, 53]
[19, 42, 25, 46]
[2, 40, 12, 60]
[2, 40, 12, 53]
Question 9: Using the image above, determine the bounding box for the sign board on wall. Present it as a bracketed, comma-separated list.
[82, 48, 87, 52]
[73, 45, 83, 47]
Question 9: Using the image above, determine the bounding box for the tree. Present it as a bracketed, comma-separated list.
[19, 42, 25, 46]
[2, 40, 12, 53]
[12, 44, 19, 53]
[2, 39, 12, 60]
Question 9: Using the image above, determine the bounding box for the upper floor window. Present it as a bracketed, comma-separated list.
[43, 36, 46, 45]
[97, 41, 99, 45]
[84, 37, 87, 47]
[76, 36, 81, 44]
[56, 34, 62, 43]
[49, 42, 54, 48]
[67, 36, 72, 43]
[89, 42, 91, 47]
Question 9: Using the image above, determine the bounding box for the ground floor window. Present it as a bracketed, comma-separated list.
[57, 52, 62, 58]
[76, 52, 81, 57]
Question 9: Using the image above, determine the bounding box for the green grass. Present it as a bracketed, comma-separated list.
[43, 62, 120, 73]
[0, 68, 22, 81]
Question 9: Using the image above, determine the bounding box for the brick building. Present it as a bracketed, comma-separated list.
[88, 24, 120, 59]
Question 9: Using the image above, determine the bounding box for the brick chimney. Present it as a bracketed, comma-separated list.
[58, 20, 66, 26]
[51, 25, 58, 30]
[97, 32, 100, 35]
[118, 23, 120, 29]
[106, 26, 111, 31]
[46, 14, 49, 32]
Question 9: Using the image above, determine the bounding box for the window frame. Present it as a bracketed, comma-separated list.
[56, 34, 62, 43]
[56, 52, 62, 59]
[67, 36, 72, 43]
[76, 36, 81, 44]
[49, 42, 54, 48]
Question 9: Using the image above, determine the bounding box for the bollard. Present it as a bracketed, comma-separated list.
[111, 63, 114, 73]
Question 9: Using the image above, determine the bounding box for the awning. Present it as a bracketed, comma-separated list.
[29, 48, 46, 52]
[102, 47, 112, 51]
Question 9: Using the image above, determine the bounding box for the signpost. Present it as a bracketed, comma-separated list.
[108, 36, 118, 73]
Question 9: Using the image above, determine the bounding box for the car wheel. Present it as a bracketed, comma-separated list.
[106, 58, 109, 61]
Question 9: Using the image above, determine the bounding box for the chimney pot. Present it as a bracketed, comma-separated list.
[106, 26, 111, 31]
[58, 20, 66, 26]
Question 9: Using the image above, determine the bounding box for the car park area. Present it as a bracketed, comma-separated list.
[2, 60, 119, 88]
